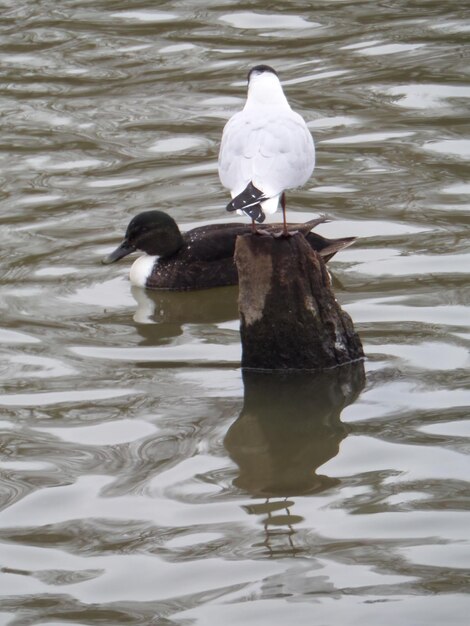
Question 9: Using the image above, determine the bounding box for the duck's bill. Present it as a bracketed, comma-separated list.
[102, 241, 136, 264]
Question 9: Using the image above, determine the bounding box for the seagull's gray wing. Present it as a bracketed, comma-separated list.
[218, 112, 257, 196]
[253, 112, 315, 196]
[218, 110, 315, 198]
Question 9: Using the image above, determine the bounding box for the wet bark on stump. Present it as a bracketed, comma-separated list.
[234, 232, 363, 370]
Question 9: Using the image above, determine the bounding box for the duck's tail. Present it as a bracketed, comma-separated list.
[286, 216, 356, 262]
[317, 236, 356, 262]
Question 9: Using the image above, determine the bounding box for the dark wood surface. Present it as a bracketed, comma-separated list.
[235, 232, 364, 370]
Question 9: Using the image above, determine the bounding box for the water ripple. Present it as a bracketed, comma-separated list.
[0, 0, 469, 623]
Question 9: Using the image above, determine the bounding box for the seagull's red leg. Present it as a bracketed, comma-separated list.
[281, 192, 288, 236]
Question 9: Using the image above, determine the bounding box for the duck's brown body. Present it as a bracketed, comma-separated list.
[103, 211, 355, 291]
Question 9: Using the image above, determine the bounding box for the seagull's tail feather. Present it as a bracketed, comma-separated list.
[226, 182, 267, 223]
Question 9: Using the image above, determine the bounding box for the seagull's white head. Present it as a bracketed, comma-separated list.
[245, 65, 290, 109]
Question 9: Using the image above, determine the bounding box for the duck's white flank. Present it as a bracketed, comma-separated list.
[129, 255, 156, 287]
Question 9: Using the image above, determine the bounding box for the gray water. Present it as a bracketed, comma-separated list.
[1, 1, 469, 625]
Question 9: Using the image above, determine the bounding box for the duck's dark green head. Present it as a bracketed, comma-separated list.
[102, 210, 185, 264]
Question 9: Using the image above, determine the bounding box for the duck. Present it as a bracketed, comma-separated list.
[218, 65, 315, 235]
[102, 210, 355, 291]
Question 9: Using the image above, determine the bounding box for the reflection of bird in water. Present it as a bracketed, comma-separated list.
[129, 284, 239, 345]
[218, 65, 315, 234]
[102, 210, 354, 290]
[130, 284, 239, 327]
[243, 497, 302, 558]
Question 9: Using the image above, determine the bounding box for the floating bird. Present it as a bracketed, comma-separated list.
[218, 65, 315, 235]
[102, 211, 354, 291]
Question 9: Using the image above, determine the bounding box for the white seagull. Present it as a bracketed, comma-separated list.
[218, 65, 315, 235]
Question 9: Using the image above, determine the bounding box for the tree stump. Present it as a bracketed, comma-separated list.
[234, 232, 363, 370]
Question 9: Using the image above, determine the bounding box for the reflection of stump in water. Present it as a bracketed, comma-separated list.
[224, 361, 365, 498]
[235, 233, 363, 370]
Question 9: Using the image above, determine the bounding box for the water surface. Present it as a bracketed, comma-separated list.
[0, 1, 469, 624]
